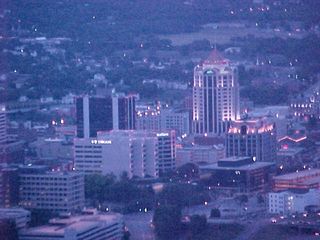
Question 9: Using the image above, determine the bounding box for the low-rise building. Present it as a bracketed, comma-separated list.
[199, 156, 274, 193]
[0, 208, 30, 229]
[268, 189, 320, 215]
[19, 211, 124, 240]
[176, 144, 225, 167]
[273, 169, 320, 191]
[19, 169, 84, 213]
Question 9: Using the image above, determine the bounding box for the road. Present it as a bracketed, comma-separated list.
[234, 218, 269, 240]
[123, 199, 222, 240]
[123, 212, 155, 240]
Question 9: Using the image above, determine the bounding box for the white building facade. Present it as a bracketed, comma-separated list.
[74, 131, 158, 178]
[268, 189, 320, 215]
[19, 212, 124, 240]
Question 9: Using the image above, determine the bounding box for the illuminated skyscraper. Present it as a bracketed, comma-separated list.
[192, 50, 240, 135]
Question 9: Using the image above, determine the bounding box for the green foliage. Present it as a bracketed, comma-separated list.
[30, 209, 57, 227]
[191, 223, 244, 240]
[153, 205, 182, 239]
[241, 85, 290, 105]
[85, 174, 155, 213]
[210, 208, 221, 218]
[85, 174, 116, 202]
[0, 220, 19, 240]
[236, 194, 248, 205]
[157, 183, 209, 208]
[190, 215, 207, 237]
[175, 163, 199, 180]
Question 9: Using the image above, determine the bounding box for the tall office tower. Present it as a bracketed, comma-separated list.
[226, 118, 277, 162]
[0, 104, 7, 144]
[192, 50, 240, 135]
[113, 94, 136, 130]
[0, 165, 19, 207]
[136, 107, 190, 137]
[156, 131, 176, 175]
[76, 94, 136, 138]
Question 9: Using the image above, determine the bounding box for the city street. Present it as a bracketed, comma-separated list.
[124, 212, 155, 240]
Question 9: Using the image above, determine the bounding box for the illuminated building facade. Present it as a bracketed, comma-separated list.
[192, 50, 240, 135]
[226, 118, 277, 162]
[290, 90, 320, 119]
[273, 169, 320, 191]
[76, 94, 136, 138]
[74, 130, 176, 178]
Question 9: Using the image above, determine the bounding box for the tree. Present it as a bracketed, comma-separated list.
[210, 208, 221, 218]
[153, 205, 182, 239]
[0, 220, 19, 240]
[257, 195, 265, 204]
[236, 195, 248, 205]
[30, 209, 56, 227]
[85, 174, 116, 202]
[190, 215, 207, 236]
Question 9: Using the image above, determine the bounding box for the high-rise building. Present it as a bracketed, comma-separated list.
[74, 130, 176, 178]
[136, 106, 190, 136]
[192, 50, 240, 135]
[156, 131, 176, 175]
[76, 94, 136, 138]
[226, 118, 277, 162]
[0, 165, 19, 207]
[0, 104, 6, 144]
[19, 167, 84, 213]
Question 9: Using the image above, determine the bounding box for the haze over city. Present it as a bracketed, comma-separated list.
[0, 0, 320, 240]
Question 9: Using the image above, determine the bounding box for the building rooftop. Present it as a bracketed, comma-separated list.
[203, 50, 229, 65]
[20, 213, 122, 236]
[0, 208, 30, 219]
[199, 156, 274, 171]
[273, 169, 320, 181]
[229, 117, 275, 134]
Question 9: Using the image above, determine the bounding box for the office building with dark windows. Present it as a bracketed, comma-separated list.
[76, 94, 136, 138]
[199, 156, 274, 193]
[226, 118, 277, 162]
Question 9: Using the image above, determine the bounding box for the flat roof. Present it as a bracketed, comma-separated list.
[273, 169, 320, 181]
[20, 213, 122, 236]
[199, 161, 274, 171]
[0, 208, 30, 218]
